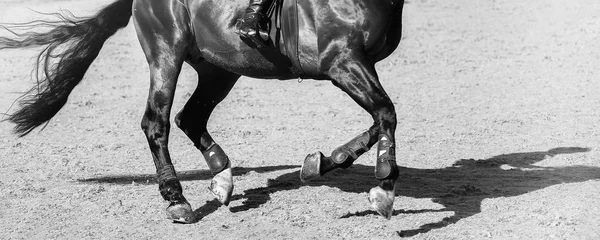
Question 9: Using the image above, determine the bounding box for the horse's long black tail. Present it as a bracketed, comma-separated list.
[0, 0, 134, 136]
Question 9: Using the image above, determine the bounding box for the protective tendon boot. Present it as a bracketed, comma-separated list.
[234, 0, 274, 48]
[330, 131, 371, 168]
[374, 134, 398, 181]
[369, 134, 399, 219]
[301, 132, 371, 182]
[202, 144, 234, 206]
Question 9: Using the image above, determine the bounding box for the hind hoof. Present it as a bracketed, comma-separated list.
[166, 201, 194, 223]
[368, 186, 395, 220]
[209, 167, 233, 206]
[300, 152, 324, 183]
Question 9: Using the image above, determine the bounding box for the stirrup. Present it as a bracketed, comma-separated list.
[235, 13, 270, 48]
[245, 30, 269, 48]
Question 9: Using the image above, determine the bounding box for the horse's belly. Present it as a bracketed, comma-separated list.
[200, 50, 298, 79]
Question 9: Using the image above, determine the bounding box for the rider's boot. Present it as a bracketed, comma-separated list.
[235, 0, 273, 48]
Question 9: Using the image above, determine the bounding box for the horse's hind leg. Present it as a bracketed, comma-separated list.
[133, 0, 194, 223]
[301, 53, 398, 219]
[300, 128, 379, 182]
[175, 63, 240, 206]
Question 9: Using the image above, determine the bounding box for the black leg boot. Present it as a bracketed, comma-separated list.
[235, 0, 274, 48]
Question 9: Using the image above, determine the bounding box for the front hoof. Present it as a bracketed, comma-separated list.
[368, 186, 395, 220]
[300, 152, 324, 183]
[209, 167, 234, 206]
[166, 201, 194, 223]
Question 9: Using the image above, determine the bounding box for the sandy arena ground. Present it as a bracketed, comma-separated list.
[1, 0, 599, 239]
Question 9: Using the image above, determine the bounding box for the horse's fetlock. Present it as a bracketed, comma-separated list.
[159, 179, 183, 202]
[202, 144, 230, 175]
[375, 160, 398, 180]
[375, 133, 397, 180]
[330, 131, 371, 167]
[330, 149, 354, 168]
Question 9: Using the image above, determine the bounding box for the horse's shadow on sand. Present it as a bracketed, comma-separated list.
[78, 164, 300, 184]
[79, 147, 599, 236]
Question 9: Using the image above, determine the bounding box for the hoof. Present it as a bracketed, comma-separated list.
[209, 167, 233, 206]
[368, 186, 395, 220]
[166, 201, 194, 223]
[300, 152, 323, 183]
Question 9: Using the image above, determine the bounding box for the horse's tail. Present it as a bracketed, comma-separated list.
[0, 0, 134, 136]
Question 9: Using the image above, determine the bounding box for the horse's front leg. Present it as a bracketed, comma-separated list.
[175, 63, 240, 206]
[301, 53, 399, 219]
[300, 126, 379, 182]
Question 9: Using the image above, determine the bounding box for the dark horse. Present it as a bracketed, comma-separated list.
[0, 0, 404, 223]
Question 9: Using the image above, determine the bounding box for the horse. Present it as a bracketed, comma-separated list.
[0, 0, 405, 223]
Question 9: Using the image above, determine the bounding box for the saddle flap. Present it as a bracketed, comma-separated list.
[279, 0, 304, 76]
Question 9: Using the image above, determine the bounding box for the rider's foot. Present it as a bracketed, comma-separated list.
[235, 0, 272, 48]
[235, 11, 263, 37]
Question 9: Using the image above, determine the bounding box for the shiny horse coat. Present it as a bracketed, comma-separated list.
[133, 0, 403, 78]
[2, 0, 404, 223]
